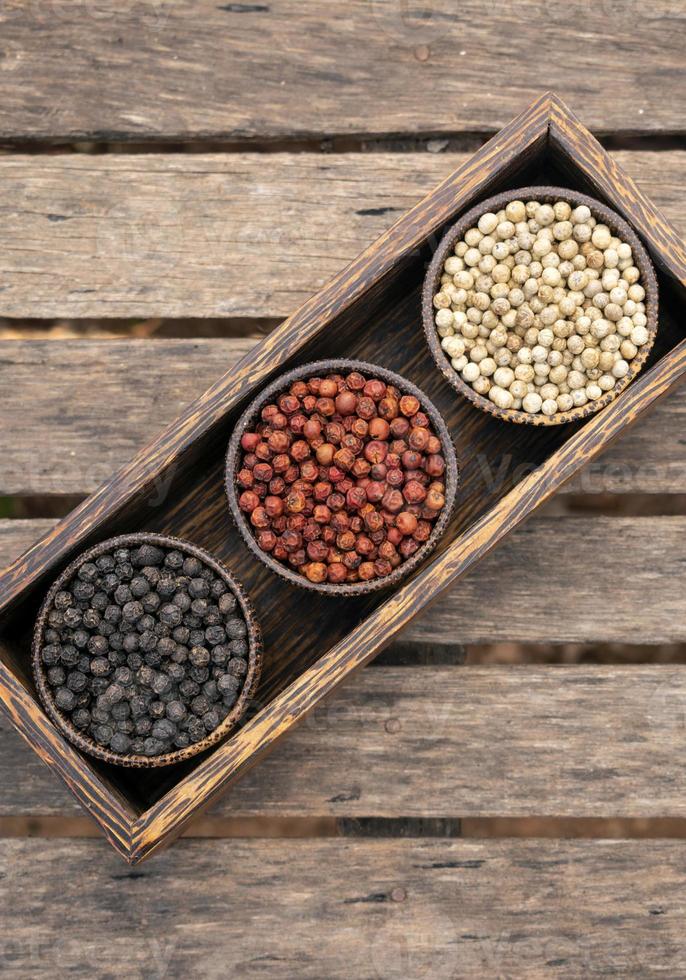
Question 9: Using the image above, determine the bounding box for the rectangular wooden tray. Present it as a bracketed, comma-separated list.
[1, 92, 686, 863]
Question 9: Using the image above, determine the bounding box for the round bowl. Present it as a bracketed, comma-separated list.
[32, 533, 262, 768]
[422, 185, 659, 425]
[225, 358, 459, 597]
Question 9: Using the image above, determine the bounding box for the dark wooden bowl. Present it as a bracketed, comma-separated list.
[31, 533, 262, 768]
[422, 186, 659, 426]
[225, 358, 459, 597]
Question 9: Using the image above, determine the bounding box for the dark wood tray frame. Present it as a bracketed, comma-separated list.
[1, 92, 685, 864]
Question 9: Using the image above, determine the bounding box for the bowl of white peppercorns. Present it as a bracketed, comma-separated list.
[31, 533, 262, 767]
[423, 187, 658, 424]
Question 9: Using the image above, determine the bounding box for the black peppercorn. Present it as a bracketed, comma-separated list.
[38, 541, 252, 759]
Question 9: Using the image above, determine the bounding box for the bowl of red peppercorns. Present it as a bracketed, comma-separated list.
[225, 359, 458, 595]
[32, 533, 262, 767]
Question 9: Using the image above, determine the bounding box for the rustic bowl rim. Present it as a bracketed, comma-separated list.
[422, 184, 659, 426]
[225, 357, 459, 597]
[31, 532, 263, 769]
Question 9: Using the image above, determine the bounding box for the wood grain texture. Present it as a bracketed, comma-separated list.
[2, 339, 686, 496]
[3, 666, 686, 819]
[1, 838, 685, 978]
[3, 96, 686, 862]
[4, 516, 686, 644]
[0, 150, 684, 318]
[0, 1, 684, 141]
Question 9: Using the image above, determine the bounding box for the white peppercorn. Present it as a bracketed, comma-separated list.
[434, 197, 651, 415]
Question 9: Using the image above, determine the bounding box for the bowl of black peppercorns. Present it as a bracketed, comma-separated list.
[31, 533, 262, 767]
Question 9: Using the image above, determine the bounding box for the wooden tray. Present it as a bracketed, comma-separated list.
[1, 92, 686, 864]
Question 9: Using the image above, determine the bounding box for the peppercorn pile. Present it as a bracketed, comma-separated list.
[38, 542, 252, 759]
[235, 370, 448, 586]
[433, 198, 651, 416]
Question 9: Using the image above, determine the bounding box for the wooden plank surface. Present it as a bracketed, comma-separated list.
[2, 516, 686, 644]
[0, 838, 683, 978]
[0, 2, 684, 141]
[1, 339, 686, 496]
[0, 150, 683, 318]
[2, 665, 686, 818]
[4, 514, 686, 643]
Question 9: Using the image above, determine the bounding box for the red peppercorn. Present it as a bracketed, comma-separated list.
[284, 464, 299, 483]
[351, 417, 369, 438]
[243, 452, 257, 470]
[316, 443, 335, 465]
[328, 563, 348, 583]
[268, 431, 290, 453]
[337, 531, 356, 551]
[257, 530, 277, 552]
[408, 427, 430, 452]
[389, 417, 410, 438]
[291, 381, 308, 399]
[386, 468, 404, 488]
[374, 558, 393, 577]
[286, 490, 306, 513]
[255, 441, 272, 461]
[319, 379, 338, 398]
[369, 462, 387, 481]
[355, 534, 375, 556]
[378, 397, 399, 420]
[350, 515, 363, 533]
[414, 520, 432, 542]
[241, 432, 261, 452]
[290, 440, 311, 462]
[303, 418, 321, 441]
[237, 468, 254, 488]
[313, 504, 331, 524]
[313, 481, 332, 502]
[427, 435, 442, 455]
[364, 379, 386, 401]
[363, 440, 387, 465]
[365, 481, 386, 503]
[333, 447, 355, 472]
[279, 394, 300, 415]
[386, 527, 403, 547]
[364, 510, 384, 532]
[425, 454, 445, 477]
[368, 417, 390, 440]
[305, 562, 327, 584]
[335, 391, 357, 416]
[351, 458, 371, 478]
[282, 529, 302, 552]
[346, 372, 366, 390]
[253, 462, 274, 483]
[287, 513, 307, 531]
[250, 506, 270, 528]
[239, 490, 259, 512]
[378, 540, 397, 561]
[399, 537, 419, 559]
[289, 549, 307, 567]
[412, 412, 430, 429]
[316, 397, 336, 416]
[302, 521, 321, 541]
[327, 492, 345, 512]
[272, 516, 287, 534]
[290, 413, 307, 434]
[425, 488, 446, 511]
[399, 394, 420, 417]
[358, 562, 376, 581]
[264, 495, 284, 519]
[331, 512, 350, 533]
[302, 395, 317, 412]
[402, 481, 427, 505]
[401, 450, 423, 470]
[381, 489, 404, 514]
[271, 412, 288, 430]
[396, 511, 418, 536]
[300, 460, 319, 483]
[262, 404, 279, 422]
[346, 486, 367, 510]
[356, 396, 376, 420]
[306, 540, 329, 562]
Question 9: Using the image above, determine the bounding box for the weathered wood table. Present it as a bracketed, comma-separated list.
[1, 3, 686, 975]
